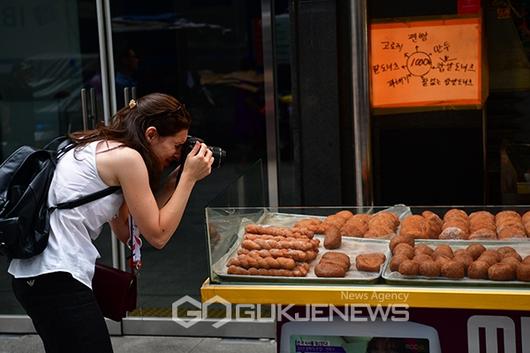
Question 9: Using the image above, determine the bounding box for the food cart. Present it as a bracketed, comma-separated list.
[200, 206, 530, 353]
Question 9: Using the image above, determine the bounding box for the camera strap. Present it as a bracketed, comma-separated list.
[128, 214, 142, 273]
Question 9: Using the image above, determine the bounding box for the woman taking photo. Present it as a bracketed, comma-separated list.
[9, 92, 214, 352]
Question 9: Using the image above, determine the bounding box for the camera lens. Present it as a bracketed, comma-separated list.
[209, 146, 226, 169]
[181, 136, 226, 169]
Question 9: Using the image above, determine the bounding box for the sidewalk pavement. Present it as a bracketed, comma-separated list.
[0, 334, 276, 353]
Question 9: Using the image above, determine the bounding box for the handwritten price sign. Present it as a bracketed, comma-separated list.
[369, 17, 483, 108]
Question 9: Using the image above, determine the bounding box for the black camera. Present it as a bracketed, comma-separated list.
[181, 136, 226, 169]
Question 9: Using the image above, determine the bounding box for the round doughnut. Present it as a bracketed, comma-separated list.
[393, 243, 415, 259]
[441, 260, 465, 279]
[418, 260, 441, 277]
[477, 254, 499, 266]
[488, 263, 515, 281]
[414, 244, 434, 256]
[466, 243, 486, 260]
[398, 259, 419, 276]
[482, 250, 502, 261]
[516, 263, 530, 281]
[453, 253, 474, 269]
[467, 260, 490, 279]
[433, 245, 454, 258]
[523, 255, 530, 265]
[434, 255, 452, 267]
[413, 254, 433, 263]
[390, 254, 409, 272]
[496, 246, 517, 256]
[453, 249, 468, 257]
[500, 257, 520, 271]
[500, 251, 523, 262]
[389, 235, 415, 252]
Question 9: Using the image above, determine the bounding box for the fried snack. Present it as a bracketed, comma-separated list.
[418, 260, 441, 277]
[393, 243, 415, 259]
[398, 259, 419, 276]
[238, 248, 318, 262]
[324, 215, 347, 229]
[433, 245, 454, 259]
[500, 257, 520, 271]
[434, 255, 452, 267]
[443, 208, 468, 221]
[322, 252, 351, 268]
[399, 215, 430, 239]
[441, 260, 465, 279]
[488, 263, 515, 281]
[441, 209, 469, 239]
[315, 262, 346, 277]
[469, 210, 495, 222]
[227, 254, 296, 270]
[516, 263, 530, 281]
[468, 260, 490, 279]
[389, 235, 415, 252]
[477, 254, 499, 266]
[323, 225, 342, 249]
[422, 211, 443, 238]
[227, 264, 309, 277]
[469, 211, 496, 234]
[241, 239, 316, 251]
[481, 250, 502, 262]
[294, 218, 327, 234]
[413, 254, 433, 263]
[497, 247, 522, 261]
[439, 227, 468, 240]
[414, 244, 434, 256]
[495, 210, 521, 224]
[335, 210, 354, 220]
[466, 244, 487, 260]
[523, 211, 530, 224]
[453, 253, 474, 269]
[390, 254, 409, 272]
[498, 225, 526, 239]
[366, 211, 399, 238]
[355, 253, 386, 272]
[468, 228, 497, 240]
[341, 215, 369, 237]
[523, 255, 530, 265]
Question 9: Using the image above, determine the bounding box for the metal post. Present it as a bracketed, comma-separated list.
[261, 0, 279, 207]
[350, 0, 373, 207]
[81, 88, 88, 130]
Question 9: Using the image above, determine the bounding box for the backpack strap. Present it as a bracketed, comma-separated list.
[51, 186, 121, 211]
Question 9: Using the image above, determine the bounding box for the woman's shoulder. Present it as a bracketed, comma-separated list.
[95, 140, 143, 164]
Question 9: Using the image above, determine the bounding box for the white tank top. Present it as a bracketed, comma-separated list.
[8, 141, 124, 289]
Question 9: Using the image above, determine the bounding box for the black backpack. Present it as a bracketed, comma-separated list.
[0, 137, 120, 259]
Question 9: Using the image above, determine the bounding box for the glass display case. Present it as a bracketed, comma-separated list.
[205, 204, 530, 286]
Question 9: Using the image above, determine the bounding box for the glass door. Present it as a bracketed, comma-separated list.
[0, 0, 115, 327]
[106, 1, 267, 320]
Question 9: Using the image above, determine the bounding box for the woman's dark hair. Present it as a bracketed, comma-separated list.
[70, 92, 191, 189]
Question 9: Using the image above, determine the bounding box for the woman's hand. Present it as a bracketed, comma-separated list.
[181, 142, 214, 182]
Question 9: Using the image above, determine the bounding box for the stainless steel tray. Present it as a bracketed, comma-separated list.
[212, 217, 390, 284]
[382, 240, 530, 287]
